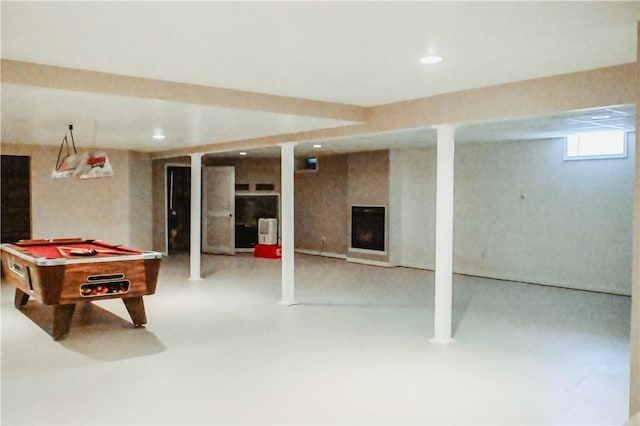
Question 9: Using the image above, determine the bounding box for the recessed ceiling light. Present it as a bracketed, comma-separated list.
[239, 152, 248, 156]
[152, 129, 166, 140]
[419, 55, 443, 65]
[313, 144, 322, 148]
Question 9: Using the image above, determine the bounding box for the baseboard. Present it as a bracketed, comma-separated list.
[396, 262, 630, 296]
[400, 261, 434, 271]
[223, 248, 629, 296]
[295, 249, 346, 260]
[453, 268, 631, 297]
[295, 249, 392, 267]
[346, 257, 393, 267]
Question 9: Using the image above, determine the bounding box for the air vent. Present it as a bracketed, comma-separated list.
[255, 183, 275, 191]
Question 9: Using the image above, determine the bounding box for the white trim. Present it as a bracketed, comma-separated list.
[400, 261, 434, 271]
[395, 261, 630, 296]
[351, 203, 387, 208]
[453, 267, 631, 297]
[295, 248, 347, 260]
[348, 247, 388, 256]
[346, 257, 393, 267]
[350, 204, 387, 253]
[235, 191, 280, 196]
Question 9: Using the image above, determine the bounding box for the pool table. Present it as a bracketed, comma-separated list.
[1, 238, 162, 340]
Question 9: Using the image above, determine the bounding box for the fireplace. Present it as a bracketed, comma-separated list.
[351, 206, 385, 252]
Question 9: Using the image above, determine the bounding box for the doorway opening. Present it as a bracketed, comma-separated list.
[1, 155, 31, 243]
[166, 165, 191, 254]
[235, 194, 280, 249]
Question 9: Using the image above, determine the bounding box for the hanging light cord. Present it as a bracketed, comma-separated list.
[54, 124, 78, 171]
[68, 124, 77, 153]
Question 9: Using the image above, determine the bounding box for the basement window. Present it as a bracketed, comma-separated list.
[564, 131, 627, 160]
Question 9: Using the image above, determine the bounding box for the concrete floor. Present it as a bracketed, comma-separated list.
[1, 253, 632, 425]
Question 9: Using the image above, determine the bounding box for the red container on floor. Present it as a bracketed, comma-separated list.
[254, 244, 282, 259]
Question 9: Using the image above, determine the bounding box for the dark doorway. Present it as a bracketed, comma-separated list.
[167, 166, 191, 253]
[235, 194, 279, 248]
[1, 155, 32, 243]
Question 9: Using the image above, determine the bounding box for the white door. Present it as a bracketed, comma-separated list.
[202, 166, 235, 254]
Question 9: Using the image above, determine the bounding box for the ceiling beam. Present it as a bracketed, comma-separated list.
[0, 59, 368, 123]
[365, 62, 637, 131]
[151, 63, 636, 159]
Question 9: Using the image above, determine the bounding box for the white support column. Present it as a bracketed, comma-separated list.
[279, 142, 297, 305]
[430, 124, 455, 345]
[189, 153, 204, 281]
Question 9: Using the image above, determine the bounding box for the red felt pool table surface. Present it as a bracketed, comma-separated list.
[13, 238, 143, 259]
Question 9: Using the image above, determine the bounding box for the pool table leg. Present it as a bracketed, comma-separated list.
[52, 304, 76, 340]
[122, 297, 147, 327]
[14, 288, 30, 308]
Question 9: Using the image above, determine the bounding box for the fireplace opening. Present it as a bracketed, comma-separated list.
[351, 206, 385, 252]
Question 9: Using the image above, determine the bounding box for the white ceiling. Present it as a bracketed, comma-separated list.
[1, 1, 638, 155]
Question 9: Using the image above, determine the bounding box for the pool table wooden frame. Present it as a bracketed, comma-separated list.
[1, 238, 162, 340]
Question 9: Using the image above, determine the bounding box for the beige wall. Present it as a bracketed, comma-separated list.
[151, 156, 282, 253]
[205, 157, 281, 193]
[395, 146, 437, 270]
[151, 151, 391, 261]
[293, 150, 392, 262]
[295, 155, 348, 255]
[1, 144, 152, 249]
[395, 135, 635, 295]
[128, 150, 154, 249]
[347, 150, 390, 263]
